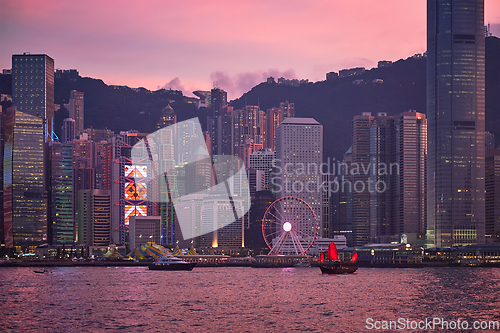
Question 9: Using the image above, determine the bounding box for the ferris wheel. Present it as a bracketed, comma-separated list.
[262, 196, 319, 255]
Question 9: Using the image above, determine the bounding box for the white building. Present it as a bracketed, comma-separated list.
[275, 118, 323, 237]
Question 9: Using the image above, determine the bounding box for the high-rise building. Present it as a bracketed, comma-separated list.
[129, 216, 162, 250]
[157, 104, 176, 129]
[209, 88, 227, 156]
[331, 147, 353, 246]
[265, 102, 294, 151]
[485, 149, 500, 242]
[349, 111, 427, 246]
[249, 148, 276, 191]
[246, 190, 274, 253]
[0, 107, 4, 248]
[48, 142, 74, 246]
[275, 118, 323, 237]
[368, 113, 395, 243]
[68, 90, 84, 136]
[61, 118, 75, 143]
[77, 189, 111, 246]
[12, 53, 54, 141]
[3, 107, 46, 249]
[485, 131, 496, 151]
[350, 112, 374, 246]
[394, 111, 427, 245]
[427, 0, 485, 247]
[82, 128, 114, 142]
[239, 139, 263, 168]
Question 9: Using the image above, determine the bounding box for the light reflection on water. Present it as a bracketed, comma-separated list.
[0, 267, 499, 332]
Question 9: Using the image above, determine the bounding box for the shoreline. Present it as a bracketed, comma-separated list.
[1, 260, 498, 268]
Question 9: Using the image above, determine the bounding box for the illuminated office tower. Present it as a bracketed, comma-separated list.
[68, 90, 84, 136]
[12, 53, 54, 141]
[266, 102, 294, 151]
[275, 118, 323, 237]
[48, 142, 74, 246]
[232, 106, 266, 160]
[3, 107, 46, 249]
[427, 0, 485, 247]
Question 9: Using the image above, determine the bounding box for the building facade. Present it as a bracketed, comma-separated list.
[3, 107, 46, 249]
[12, 53, 54, 141]
[68, 90, 84, 136]
[427, 0, 486, 247]
[275, 118, 323, 238]
[77, 189, 111, 246]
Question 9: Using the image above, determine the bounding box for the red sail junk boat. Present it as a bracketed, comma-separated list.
[318, 241, 358, 274]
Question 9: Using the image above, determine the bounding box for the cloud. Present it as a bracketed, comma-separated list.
[209, 69, 296, 99]
[160, 77, 186, 92]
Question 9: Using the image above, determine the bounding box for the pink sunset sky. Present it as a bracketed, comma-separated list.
[1, 0, 499, 99]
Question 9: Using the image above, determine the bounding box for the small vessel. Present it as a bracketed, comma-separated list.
[318, 241, 358, 274]
[294, 261, 311, 268]
[34, 268, 50, 274]
[148, 256, 196, 271]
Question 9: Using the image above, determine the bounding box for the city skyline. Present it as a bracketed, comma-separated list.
[1, 1, 499, 99]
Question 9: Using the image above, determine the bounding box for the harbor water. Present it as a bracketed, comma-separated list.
[1, 266, 499, 332]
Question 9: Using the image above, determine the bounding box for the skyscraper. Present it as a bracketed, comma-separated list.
[249, 148, 276, 191]
[3, 107, 46, 249]
[61, 118, 75, 143]
[275, 118, 323, 237]
[394, 111, 427, 245]
[209, 88, 227, 156]
[427, 0, 485, 247]
[49, 142, 74, 246]
[350, 112, 374, 246]
[485, 149, 500, 242]
[157, 104, 176, 129]
[77, 189, 111, 246]
[68, 90, 84, 136]
[349, 111, 427, 246]
[12, 53, 55, 141]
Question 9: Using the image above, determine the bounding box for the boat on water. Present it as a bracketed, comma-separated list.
[294, 261, 311, 268]
[34, 268, 51, 274]
[148, 256, 196, 271]
[318, 241, 358, 274]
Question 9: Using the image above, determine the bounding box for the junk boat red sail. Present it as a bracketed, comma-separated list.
[318, 241, 358, 274]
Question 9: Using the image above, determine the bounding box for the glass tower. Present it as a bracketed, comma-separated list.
[3, 107, 46, 249]
[12, 54, 55, 142]
[427, 0, 485, 247]
[49, 142, 74, 246]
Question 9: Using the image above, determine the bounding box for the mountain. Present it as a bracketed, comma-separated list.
[231, 36, 500, 160]
[0, 36, 498, 159]
[231, 56, 427, 160]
